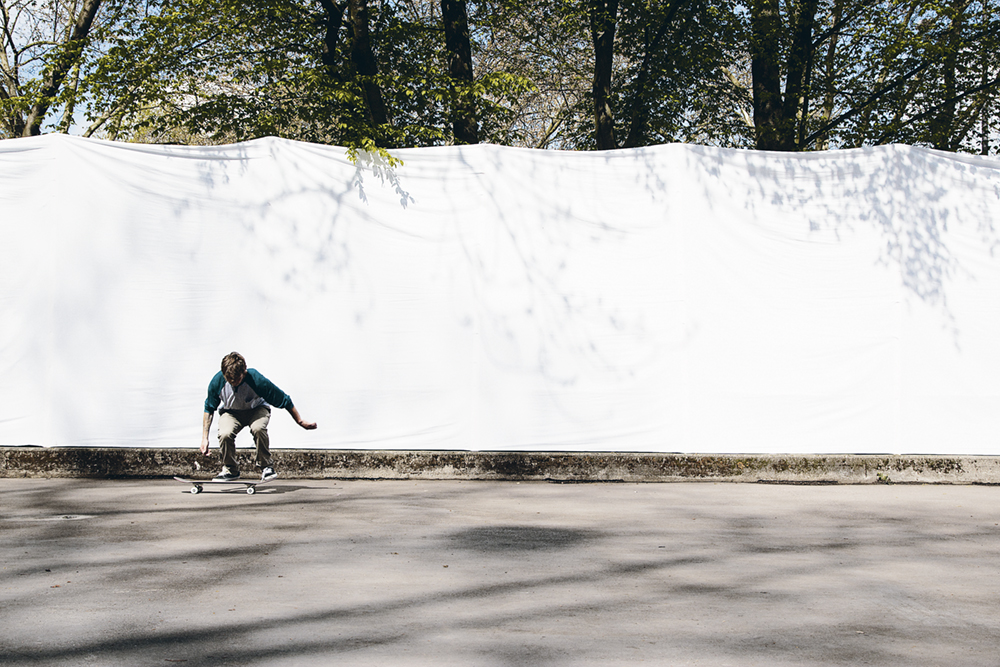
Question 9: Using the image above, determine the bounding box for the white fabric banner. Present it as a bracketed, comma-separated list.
[1, 135, 999, 453]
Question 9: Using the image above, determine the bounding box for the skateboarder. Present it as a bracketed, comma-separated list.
[201, 352, 317, 481]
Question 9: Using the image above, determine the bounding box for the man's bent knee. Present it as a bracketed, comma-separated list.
[217, 413, 241, 441]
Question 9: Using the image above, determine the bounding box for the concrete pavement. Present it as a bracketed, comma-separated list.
[2, 478, 999, 666]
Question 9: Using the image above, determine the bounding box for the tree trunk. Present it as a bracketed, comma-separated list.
[814, 0, 844, 150]
[750, 0, 784, 150]
[58, 63, 83, 133]
[783, 0, 819, 150]
[348, 0, 389, 128]
[0, 83, 26, 137]
[318, 0, 349, 74]
[21, 0, 103, 137]
[622, 0, 685, 148]
[930, 0, 969, 151]
[0, 13, 25, 137]
[589, 0, 619, 150]
[980, 1, 991, 155]
[441, 0, 478, 144]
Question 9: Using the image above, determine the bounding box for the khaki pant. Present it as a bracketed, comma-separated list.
[217, 406, 272, 472]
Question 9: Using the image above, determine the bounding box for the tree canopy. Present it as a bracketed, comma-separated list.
[1, 0, 997, 154]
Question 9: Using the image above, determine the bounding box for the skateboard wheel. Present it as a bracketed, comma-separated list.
[191, 485, 202, 494]
[246, 486, 256, 495]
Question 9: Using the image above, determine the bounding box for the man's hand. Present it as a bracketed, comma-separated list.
[200, 411, 214, 456]
[288, 406, 317, 430]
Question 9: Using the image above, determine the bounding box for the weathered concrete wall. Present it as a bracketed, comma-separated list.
[2, 447, 999, 484]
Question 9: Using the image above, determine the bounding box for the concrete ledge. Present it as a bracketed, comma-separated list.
[2, 447, 1000, 483]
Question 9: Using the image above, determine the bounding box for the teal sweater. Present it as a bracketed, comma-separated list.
[204, 368, 294, 414]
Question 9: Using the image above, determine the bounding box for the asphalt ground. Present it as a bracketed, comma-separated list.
[2, 478, 999, 666]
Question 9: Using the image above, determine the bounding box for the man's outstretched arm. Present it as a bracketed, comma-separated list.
[287, 405, 317, 430]
[200, 411, 214, 455]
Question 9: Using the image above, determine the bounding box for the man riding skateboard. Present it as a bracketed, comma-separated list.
[201, 352, 317, 481]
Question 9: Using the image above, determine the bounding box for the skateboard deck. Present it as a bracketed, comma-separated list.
[174, 476, 275, 495]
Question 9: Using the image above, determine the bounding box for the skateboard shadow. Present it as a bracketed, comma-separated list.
[252, 484, 316, 494]
[175, 483, 316, 495]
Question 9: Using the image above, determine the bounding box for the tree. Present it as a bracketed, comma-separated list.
[749, 0, 820, 150]
[471, 0, 591, 148]
[76, 0, 531, 148]
[587, 0, 618, 149]
[441, 0, 478, 143]
[616, 0, 748, 148]
[1, 0, 125, 138]
[349, 0, 390, 128]
[746, 0, 1000, 153]
[5, 0, 997, 155]
[897, 0, 1000, 152]
[477, 0, 747, 150]
[84, 0, 402, 145]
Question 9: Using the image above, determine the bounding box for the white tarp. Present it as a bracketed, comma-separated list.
[1, 134, 999, 453]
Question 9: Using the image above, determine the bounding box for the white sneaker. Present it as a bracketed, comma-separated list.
[214, 467, 240, 481]
[261, 466, 277, 481]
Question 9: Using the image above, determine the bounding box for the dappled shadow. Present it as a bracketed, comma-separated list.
[351, 149, 414, 209]
[448, 525, 594, 553]
[449, 146, 663, 390]
[8, 136, 1000, 451]
[676, 144, 1000, 341]
[3, 136, 426, 448]
[4, 480, 1000, 665]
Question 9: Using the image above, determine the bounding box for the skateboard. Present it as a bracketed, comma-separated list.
[174, 476, 275, 495]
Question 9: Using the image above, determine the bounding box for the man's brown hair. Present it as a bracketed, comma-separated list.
[221, 352, 246, 383]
